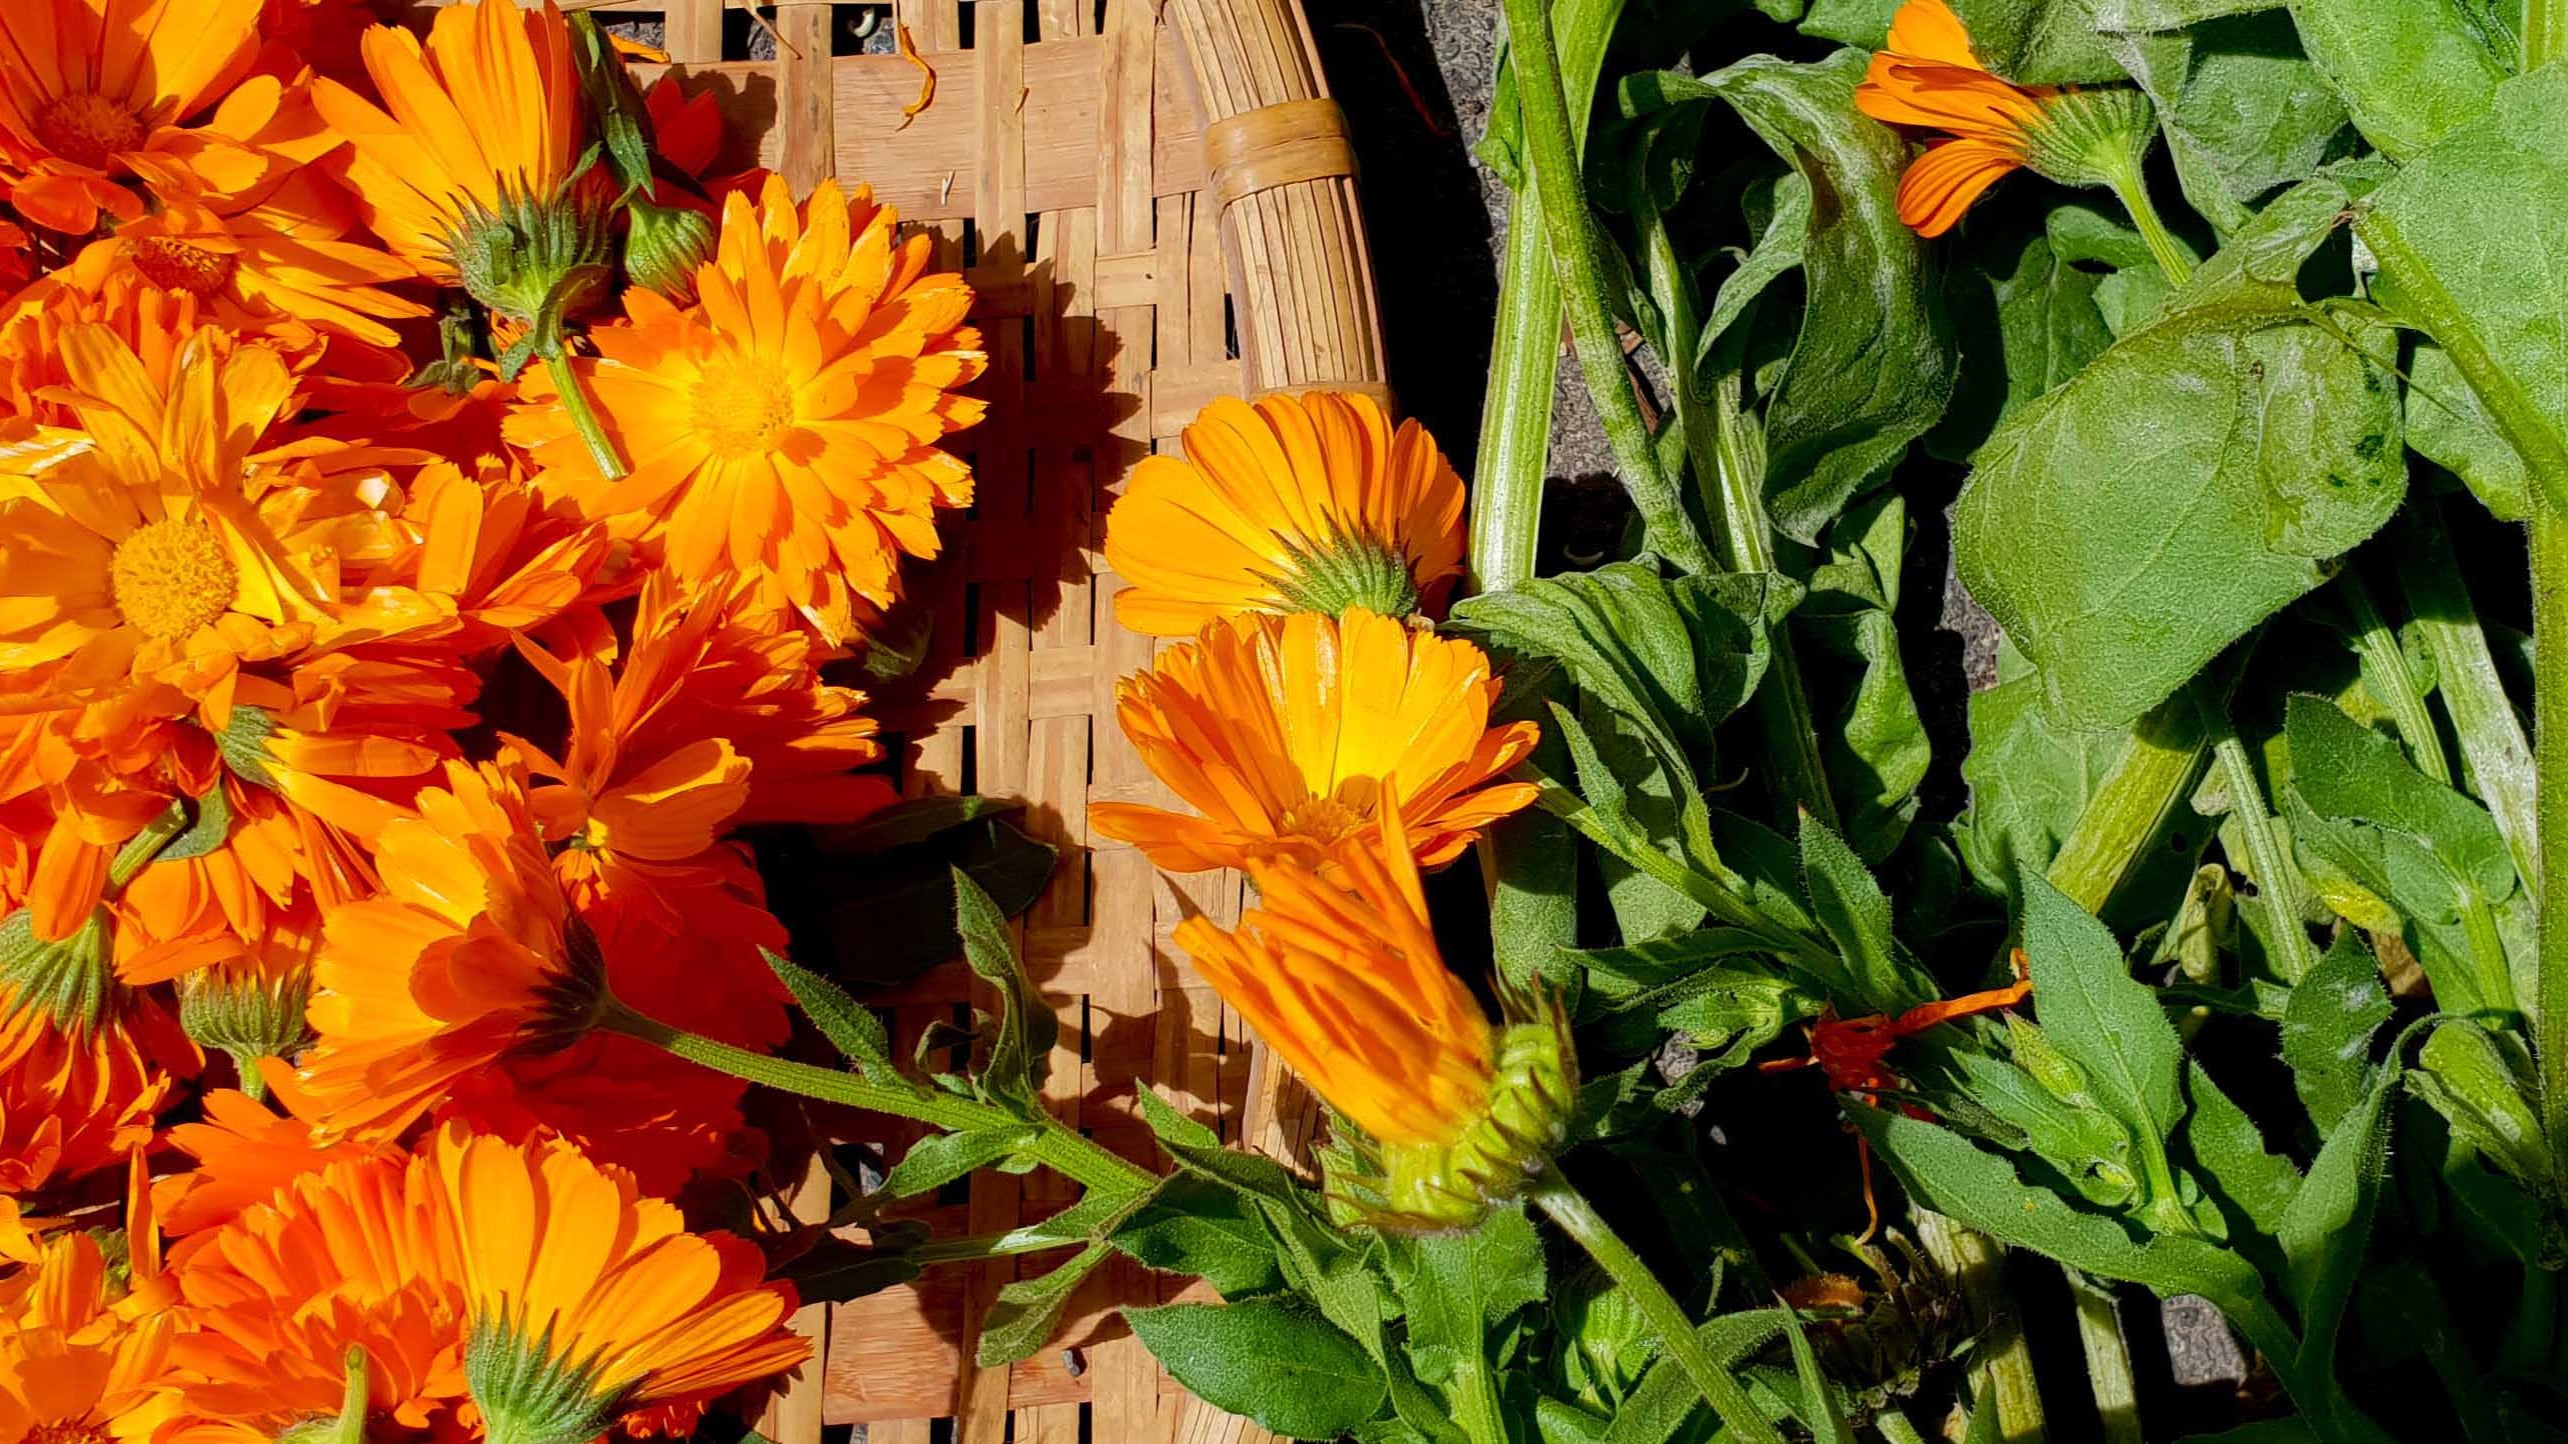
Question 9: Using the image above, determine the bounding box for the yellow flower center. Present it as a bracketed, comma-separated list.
[35, 92, 145, 170]
[130, 236, 238, 296]
[110, 517, 237, 640]
[689, 360, 796, 460]
[1278, 795, 1367, 843]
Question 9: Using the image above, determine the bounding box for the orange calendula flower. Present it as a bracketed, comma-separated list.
[1173, 808, 1572, 1228]
[436, 1124, 809, 1444]
[1091, 607, 1538, 873]
[1855, 0, 2156, 237]
[154, 1087, 373, 1236]
[1102, 391, 1466, 636]
[0, 980, 191, 1195]
[288, 761, 604, 1142]
[160, 1144, 472, 1444]
[507, 174, 987, 644]
[0, 0, 272, 235]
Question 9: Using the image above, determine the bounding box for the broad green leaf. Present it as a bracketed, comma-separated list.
[1798, 494, 1932, 859]
[823, 794, 1021, 856]
[1701, 172, 1811, 360]
[2408, 342, 2531, 520]
[1583, 697, 1711, 943]
[1933, 227, 2114, 460]
[2088, 0, 2284, 28]
[2279, 931, 2390, 1133]
[2179, 1060, 2302, 1247]
[1393, 1207, 1545, 1392]
[1799, 0, 1896, 44]
[2274, 1065, 2394, 1378]
[1799, 814, 1935, 1013]
[1849, 1102, 2267, 1313]
[2099, 15, 2349, 234]
[1954, 298, 2405, 729]
[2017, 873, 2183, 1149]
[2361, 69, 2568, 512]
[1125, 1299, 1388, 1437]
[2411, 1020, 2550, 1185]
[1672, 50, 1957, 541]
[2285, 0, 2507, 159]
[1950, 0, 2124, 81]
[954, 868, 1057, 1111]
[1111, 1175, 1284, 1297]
[820, 819, 1058, 987]
[1949, 1049, 2141, 1208]
[879, 1127, 1039, 1200]
[766, 950, 919, 1094]
[977, 1241, 1110, 1367]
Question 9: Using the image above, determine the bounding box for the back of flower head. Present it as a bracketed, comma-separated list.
[1171, 801, 1574, 1232]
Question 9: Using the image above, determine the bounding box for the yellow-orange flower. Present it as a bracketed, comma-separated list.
[1853, 0, 2049, 236]
[0, 999, 187, 1195]
[0, 0, 272, 234]
[1102, 391, 1466, 637]
[159, 1144, 472, 1444]
[1090, 607, 1538, 873]
[436, 1123, 807, 1443]
[506, 174, 987, 644]
[288, 761, 599, 1142]
[154, 1087, 373, 1236]
[0, 1153, 176, 1444]
[309, 0, 584, 280]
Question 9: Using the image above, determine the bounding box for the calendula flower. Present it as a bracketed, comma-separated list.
[160, 1144, 473, 1444]
[288, 761, 604, 1142]
[0, 1007, 181, 1195]
[506, 174, 987, 643]
[0, 0, 272, 234]
[60, 175, 428, 349]
[1102, 391, 1466, 636]
[311, 0, 609, 339]
[1173, 808, 1573, 1229]
[154, 1087, 371, 1235]
[1090, 608, 1539, 873]
[437, 1124, 808, 1444]
[1855, 0, 2157, 237]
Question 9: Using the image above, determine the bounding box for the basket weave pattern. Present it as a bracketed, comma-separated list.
[406, 0, 1387, 1437]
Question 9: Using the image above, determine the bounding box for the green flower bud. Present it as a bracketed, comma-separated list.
[181, 968, 312, 1102]
[0, 905, 117, 1040]
[624, 199, 716, 303]
[446, 185, 616, 369]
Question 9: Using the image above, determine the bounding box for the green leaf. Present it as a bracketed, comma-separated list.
[1799, 813, 1935, 1013]
[1678, 50, 1957, 541]
[1125, 1299, 1388, 1438]
[954, 868, 1057, 1111]
[1701, 172, 1811, 361]
[1798, 494, 1931, 859]
[1950, 0, 2124, 81]
[824, 795, 1022, 856]
[978, 1241, 1110, 1367]
[2410, 1019, 2551, 1186]
[818, 816, 1058, 987]
[210, 703, 279, 789]
[1799, 0, 1897, 45]
[1849, 1103, 2267, 1314]
[2408, 342, 2531, 520]
[878, 1127, 1040, 1200]
[2282, 694, 2515, 1013]
[2179, 1060, 2302, 1246]
[765, 950, 918, 1093]
[2279, 931, 2390, 1133]
[1950, 1049, 2141, 1208]
[1393, 1207, 1545, 1393]
[1602, 1310, 1794, 1444]
[2017, 873, 2184, 1149]
[2099, 14, 2350, 235]
[158, 784, 233, 864]
[1109, 1175, 1284, 1296]
[2361, 68, 2568, 513]
[2285, 0, 2507, 159]
[1934, 227, 2115, 460]
[774, 1226, 928, 1306]
[1778, 1304, 1855, 1444]
[2274, 1063, 2394, 1378]
[1954, 297, 2405, 729]
[1134, 1086, 1314, 1211]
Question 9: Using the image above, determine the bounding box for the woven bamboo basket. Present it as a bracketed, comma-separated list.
[396, 0, 1390, 1437]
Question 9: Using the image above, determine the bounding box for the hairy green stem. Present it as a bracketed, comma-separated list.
[2197, 688, 2320, 985]
[1473, 195, 1562, 594]
[2532, 0, 2568, 70]
[601, 998, 1155, 1195]
[1638, 210, 1838, 829]
[2069, 1276, 2144, 1444]
[2047, 696, 2212, 916]
[2534, 509, 2568, 1165]
[1876, 1412, 1929, 1444]
[2400, 503, 2540, 890]
[2100, 161, 2194, 290]
[1914, 1209, 2046, 1443]
[545, 348, 630, 481]
[1496, 0, 1715, 574]
[1532, 1161, 1787, 1444]
[2340, 570, 2453, 785]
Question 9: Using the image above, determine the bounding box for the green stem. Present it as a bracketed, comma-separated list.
[2197, 687, 2320, 985]
[2069, 1275, 2144, 1444]
[1472, 190, 1561, 595]
[1496, 0, 1715, 575]
[1876, 1412, 1929, 1444]
[1914, 1209, 2046, 1443]
[2101, 160, 2194, 290]
[1531, 1161, 1787, 1444]
[2046, 695, 2212, 917]
[2400, 502, 2540, 890]
[2534, 508, 2568, 1165]
[2340, 570, 2453, 785]
[601, 998, 1155, 1196]
[1639, 205, 1838, 830]
[107, 799, 190, 889]
[545, 347, 630, 482]
[2531, 0, 2568, 69]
